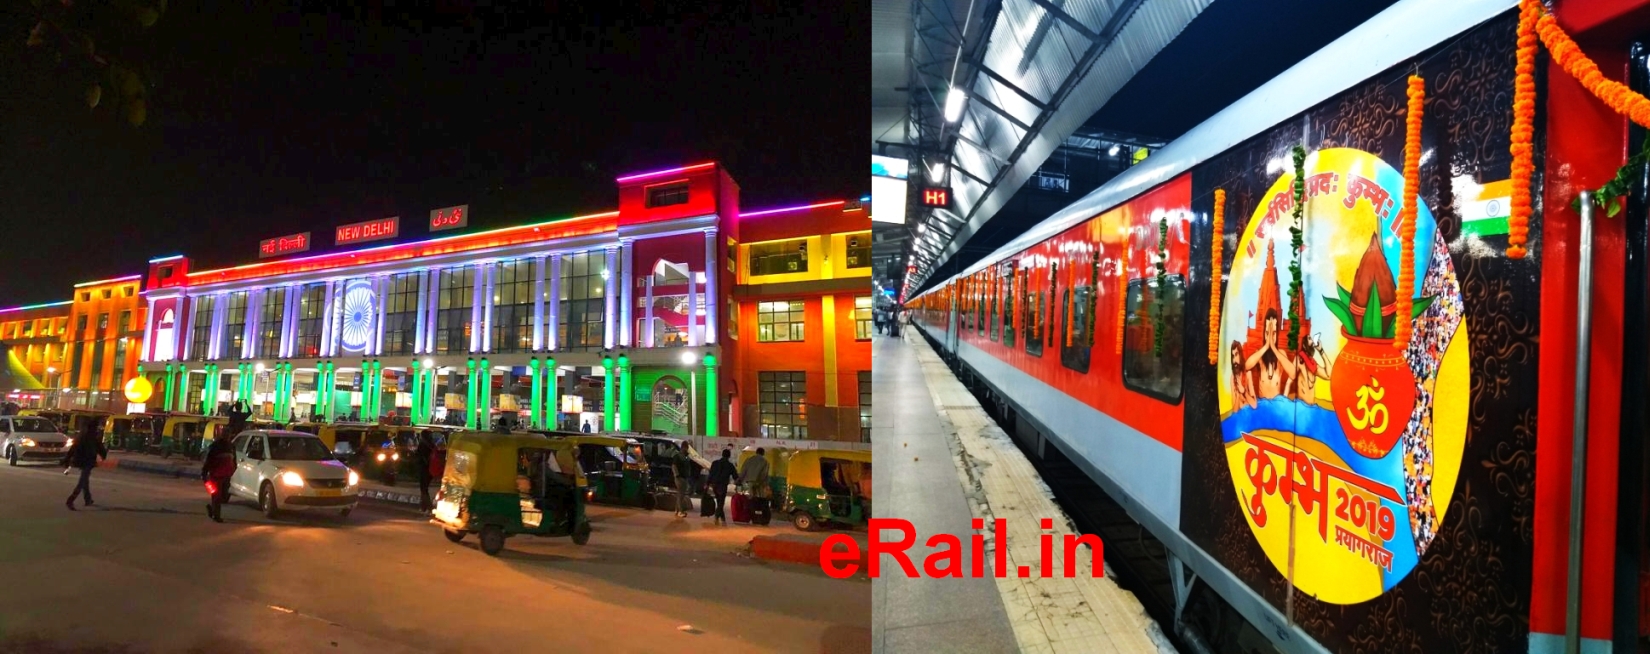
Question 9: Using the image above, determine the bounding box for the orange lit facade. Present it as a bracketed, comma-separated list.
[64, 276, 147, 411]
[731, 201, 873, 442]
[0, 301, 72, 405]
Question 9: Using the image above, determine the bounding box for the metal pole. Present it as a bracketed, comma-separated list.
[1564, 190, 1595, 654]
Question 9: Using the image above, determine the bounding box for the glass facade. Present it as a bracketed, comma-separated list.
[435, 266, 476, 354]
[189, 296, 214, 360]
[380, 274, 420, 356]
[757, 300, 805, 343]
[758, 371, 807, 439]
[257, 288, 285, 358]
[222, 292, 248, 359]
[492, 259, 534, 353]
[294, 284, 325, 358]
[558, 251, 606, 350]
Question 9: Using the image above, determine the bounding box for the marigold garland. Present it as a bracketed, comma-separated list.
[1115, 245, 1129, 356]
[1509, 0, 1539, 259]
[1396, 75, 1424, 349]
[1207, 189, 1225, 365]
[1538, 10, 1650, 128]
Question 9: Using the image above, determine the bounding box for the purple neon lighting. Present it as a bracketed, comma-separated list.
[615, 162, 715, 183]
[740, 200, 847, 218]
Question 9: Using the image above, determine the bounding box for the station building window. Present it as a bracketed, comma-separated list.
[189, 296, 214, 360]
[846, 233, 870, 269]
[854, 296, 873, 340]
[858, 371, 871, 443]
[123, 286, 134, 297]
[101, 289, 111, 300]
[21, 322, 31, 338]
[492, 258, 534, 353]
[436, 266, 477, 355]
[380, 274, 419, 357]
[646, 182, 690, 208]
[80, 292, 89, 302]
[750, 239, 808, 276]
[257, 288, 285, 357]
[758, 371, 807, 440]
[294, 284, 326, 358]
[223, 292, 248, 358]
[757, 300, 805, 343]
[558, 251, 607, 350]
[1121, 275, 1185, 403]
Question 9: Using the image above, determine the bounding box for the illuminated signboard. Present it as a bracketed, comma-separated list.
[259, 232, 311, 259]
[430, 205, 469, 232]
[335, 217, 400, 246]
[871, 155, 908, 225]
[920, 187, 951, 208]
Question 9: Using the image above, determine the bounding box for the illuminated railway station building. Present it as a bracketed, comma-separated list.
[109, 162, 870, 441]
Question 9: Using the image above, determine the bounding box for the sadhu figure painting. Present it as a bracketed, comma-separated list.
[1214, 148, 1471, 605]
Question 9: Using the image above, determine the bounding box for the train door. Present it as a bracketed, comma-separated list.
[1619, 39, 1650, 653]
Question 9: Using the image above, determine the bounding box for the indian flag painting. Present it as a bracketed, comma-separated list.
[1459, 179, 1512, 237]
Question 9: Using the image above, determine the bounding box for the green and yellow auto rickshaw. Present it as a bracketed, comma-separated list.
[156, 414, 210, 459]
[557, 435, 653, 509]
[66, 410, 109, 439]
[782, 449, 872, 531]
[104, 414, 158, 451]
[432, 431, 591, 556]
[737, 446, 792, 500]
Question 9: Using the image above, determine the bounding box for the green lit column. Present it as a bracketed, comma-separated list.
[162, 364, 174, 412]
[241, 363, 253, 406]
[424, 367, 437, 424]
[544, 358, 557, 430]
[465, 359, 477, 429]
[704, 354, 718, 438]
[285, 362, 296, 420]
[361, 361, 373, 420]
[173, 366, 185, 413]
[528, 359, 542, 429]
[273, 364, 285, 421]
[371, 361, 384, 420]
[618, 355, 633, 432]
[201, 364, 214, 415]
[478, 359, 491, 429]
[602, 356, 615, 433]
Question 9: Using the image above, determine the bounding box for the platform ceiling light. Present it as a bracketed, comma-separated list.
[929, 160, 947, 180]
[1109, 145, 1121, 156]
[944, 86, 967, 123]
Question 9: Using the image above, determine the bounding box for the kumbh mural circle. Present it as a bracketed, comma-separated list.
[1215, 147, 1470, 604]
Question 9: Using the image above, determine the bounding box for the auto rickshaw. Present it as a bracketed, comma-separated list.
[362, 425, 451, 485]
[737, 446, 792, 500]
[432, 431, 591, 556]
[20, 409, 69, 432]
[553, 435, 653, 509]
[104, 414, 158, 451]
[781, 449, 872, 531]
[631, 435, 712, 492]
[156, 414, 210, 459]
[66, 410, 110, 439]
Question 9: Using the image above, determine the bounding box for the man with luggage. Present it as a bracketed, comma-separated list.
[739, 447, 772, 524]
[706, 449, 739, 525]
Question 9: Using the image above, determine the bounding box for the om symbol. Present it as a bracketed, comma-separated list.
[1347, 377, 1389, 434]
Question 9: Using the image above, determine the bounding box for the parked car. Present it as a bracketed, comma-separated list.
[1, 416, 70, 466]
[227, 430, 360, 519]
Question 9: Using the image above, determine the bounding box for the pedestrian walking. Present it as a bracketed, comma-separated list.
[706, 449, 739, 525]
[201, 432, 237, 522]
[739, 447, 771, 501]
[581, 420, 593, 434]
[415, 432, 437, 513]
[673, 446, 695, 517]
[62, 422, 107, 510]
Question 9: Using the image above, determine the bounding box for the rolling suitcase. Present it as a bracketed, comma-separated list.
[730, 490, 753, 523]
[699, 488, 716, 517]
[750, 496, 772, 525]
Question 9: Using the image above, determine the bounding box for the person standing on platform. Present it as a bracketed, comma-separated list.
[740, 447, 771, 503]
[672, 446, 695, 517]
[706, 449, 739, 525]
[62, 422, 107, 510]
[201, 432, 236, 522]
[414, 432, 436, 514]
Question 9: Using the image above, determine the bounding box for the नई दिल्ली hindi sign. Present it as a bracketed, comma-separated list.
[259, 232, 311, 259]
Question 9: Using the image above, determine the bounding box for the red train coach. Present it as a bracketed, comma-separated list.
[908, 0, 1650, 651]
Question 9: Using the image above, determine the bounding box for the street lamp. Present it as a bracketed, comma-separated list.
[422, 358, 434, 370]
[680, 350, 698, 365]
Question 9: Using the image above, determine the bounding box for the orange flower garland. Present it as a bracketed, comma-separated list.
[1396, 75, 1423, 349]
[1509, 0, 1539, 259]
[1115, 246, 1129, 356]
[1538, 9, 1650, 128]
[1207, 189, 1225, 364]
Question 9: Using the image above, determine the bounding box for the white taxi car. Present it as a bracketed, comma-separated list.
[1, 416, 71, 466]
[229, 430, 360, 518]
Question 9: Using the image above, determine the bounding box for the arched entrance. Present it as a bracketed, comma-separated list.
[650, 375, 691, 435]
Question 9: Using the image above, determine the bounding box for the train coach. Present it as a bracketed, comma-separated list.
[906, 0, 1650, 652]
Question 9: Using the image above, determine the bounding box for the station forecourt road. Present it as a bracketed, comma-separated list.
[0, 457, 869, 654]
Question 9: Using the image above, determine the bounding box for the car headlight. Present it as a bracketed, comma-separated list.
[20, 438, 36, 447]
[348, 470, 359, 486]
[392, 452, 400, 461]
[63, 438, 73, 448]
[280, 471, 305, 487]
[375, 452, 387, 462]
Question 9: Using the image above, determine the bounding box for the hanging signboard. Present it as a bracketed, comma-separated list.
[430, 205, 469, 232]
[335, 217, 400, 246]
[259, 232, 311, 259]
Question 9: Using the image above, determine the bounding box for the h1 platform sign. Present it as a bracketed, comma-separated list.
[335, 217, 400, 246]
[259, 232, 311, 259]
[429, 205, 469, 233]
[920, 187, 951, 208]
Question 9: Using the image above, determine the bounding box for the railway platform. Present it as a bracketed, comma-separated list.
[873, 331, 1170, 654]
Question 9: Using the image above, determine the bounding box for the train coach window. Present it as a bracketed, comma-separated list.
[1002, 270, 1017, 347]
[1062, 285, 1095, 373]
[1122, 275, 1185, 403]
[1025, 272, 1044, 357]
[989, 282, 1000, 342]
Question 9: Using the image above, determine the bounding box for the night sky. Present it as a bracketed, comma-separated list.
[0, 1, 865, 305]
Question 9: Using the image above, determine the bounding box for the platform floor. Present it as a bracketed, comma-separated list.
[873, 331, 1019, 653]
[874, 327, 1171, 654]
